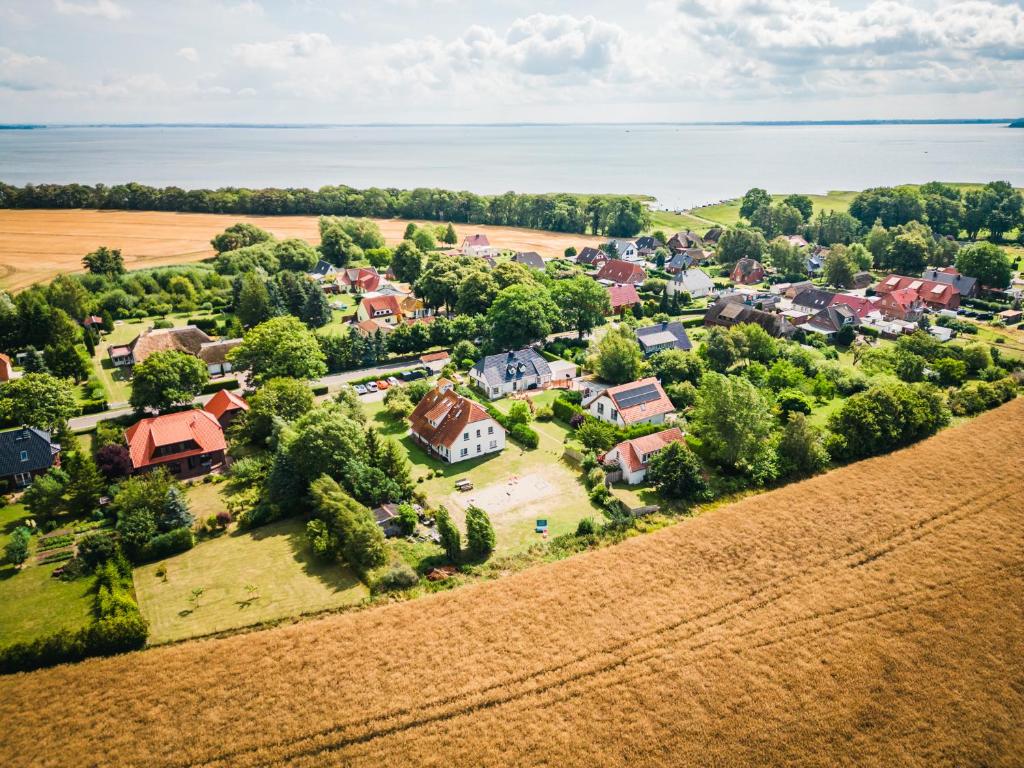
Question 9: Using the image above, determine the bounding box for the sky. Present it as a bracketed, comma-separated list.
[0, 0, 1021, 123]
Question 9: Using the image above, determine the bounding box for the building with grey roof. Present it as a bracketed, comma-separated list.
[469, 348, 553, 400]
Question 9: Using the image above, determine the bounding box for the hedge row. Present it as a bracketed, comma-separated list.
[553, 397, 584, 424]
[0, 553, 147, 675]
[79, 399, 109, 415]
[187, 316, 222, 334]
[201, 379, 241, 394]
[136, 527, 194, 564]
[948, 377, 1018, 416]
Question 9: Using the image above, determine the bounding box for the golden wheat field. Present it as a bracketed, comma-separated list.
[0, 209, 603, 291]
[1, 400, 1023, 767]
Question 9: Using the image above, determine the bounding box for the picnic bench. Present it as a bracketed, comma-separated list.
[455, 478, 474, 492]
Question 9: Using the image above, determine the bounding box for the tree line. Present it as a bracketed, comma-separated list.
[0, 181, 652, 236]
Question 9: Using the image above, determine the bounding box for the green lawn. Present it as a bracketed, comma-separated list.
[366, 396, 596, 556]
[690, 190, 858, 228]
[134, 516, 369, 644]
[319, 306, 356, 337]
[0, 504, 95, 646]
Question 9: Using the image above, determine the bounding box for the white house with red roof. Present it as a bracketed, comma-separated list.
[461, 234, 498, 258]
[602, 427, 686, 485]
[585, 377, 675, 427]
[408, 380, 505, 463]
[124, 409, 227, 478]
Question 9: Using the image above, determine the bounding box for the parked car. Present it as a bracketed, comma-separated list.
[376, 379, 389, 390]
[354, 384, 367, 395]
[387, 376, 401, 387]
[402, 369, 426, 381]
[366, 381, 378, 393]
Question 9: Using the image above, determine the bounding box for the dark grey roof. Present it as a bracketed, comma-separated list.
[513, 251, 546, 270]
[310, 259, 335, 276]
[0, 427, 58, 478]
[472, 348, 552, 388]
[922, 269, 978, 295]
[636, 321, 693, 352]
[635, 236, 662, 251]
[576, 246, 605, 264]
[792, 287, 836, 310]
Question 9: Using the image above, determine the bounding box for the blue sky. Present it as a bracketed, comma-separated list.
[1, 0, 1021, 123]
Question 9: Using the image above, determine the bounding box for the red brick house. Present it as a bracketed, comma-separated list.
[876, 287, 924, 321]
[125, 409, 227, 478]
[874, 275, 960, 311]
[730, 258, 765, 285]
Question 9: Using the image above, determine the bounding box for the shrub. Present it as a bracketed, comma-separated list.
[575, 517, 597, 536]
[137, 527, 194, 563]
[79, 399, 109, 415]
[374, 562, 419, 593]
[508, 423, 539, 449]
[552, 397, 584, 424]
[75, 532, 119, 570]
[535, 404, 554, 421]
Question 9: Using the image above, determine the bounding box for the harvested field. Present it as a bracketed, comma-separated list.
[1, 400, 1023, 767]
[0, 209, 602, 291]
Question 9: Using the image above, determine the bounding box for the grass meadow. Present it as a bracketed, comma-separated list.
[2, 397, 1021, 767]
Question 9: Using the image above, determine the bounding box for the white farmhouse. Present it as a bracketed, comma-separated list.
[602, 427, 686, 485]
[469, 348, 553, 400]
[408, 380, 505, 463]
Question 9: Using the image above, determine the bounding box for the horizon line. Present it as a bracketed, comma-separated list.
[0, 118, 1019, 130]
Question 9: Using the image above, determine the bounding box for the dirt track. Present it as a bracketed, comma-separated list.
[0, 209, 603, 291]
[0, 400, 1022, 767]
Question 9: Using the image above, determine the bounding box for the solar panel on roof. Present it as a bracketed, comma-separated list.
[615, 383, 660, 409]
[930, 285, 944, 294]
[909, 280, 923, 290]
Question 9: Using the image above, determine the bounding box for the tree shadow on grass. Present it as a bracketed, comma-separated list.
[283, 524, 365, 595]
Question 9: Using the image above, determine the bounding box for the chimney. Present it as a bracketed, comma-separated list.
[661, 321, 668, 330]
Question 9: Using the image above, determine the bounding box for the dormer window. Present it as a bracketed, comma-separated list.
[19, 450, 28, 462]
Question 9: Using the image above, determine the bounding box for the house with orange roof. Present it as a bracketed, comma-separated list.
[595, 259, 646, 286]
[602, 427, 686, 485]
[876, 287, 925, 321]
[407, 380, 505, 463]
[585, 377, 675, 428]
[124, 409, 227, 478]
[874, 274, 960, 311]
[338, 267, 382, 293]
[356, 294, 402, 326]
[203, 389, 249, 428]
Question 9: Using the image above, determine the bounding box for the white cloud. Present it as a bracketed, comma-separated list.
[0, 47, 52, 91]
[53, 0, 128, 21]
[176, 47, 200, 63]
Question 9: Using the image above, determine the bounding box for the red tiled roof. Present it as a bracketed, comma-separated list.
[408, 383, 493, 449]
[595, 260, 646, 285]
[462, 234, 490, 247]
[340, 267, 381, 292]
[420, 351, 451, 363]
[204, 389, 249, 421]
[124, 410, 226, 470]
[883, 287, 920, 310]
[610, 427, 685, 474]
[361, 294, 401, 317]
[828, 294, 877, 318]
[874, 275, 958, 307]
[603, 377, 675, 425]
[607, 283, 640, 310]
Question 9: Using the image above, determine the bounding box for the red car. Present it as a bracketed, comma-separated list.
[376, 379, 389, 390]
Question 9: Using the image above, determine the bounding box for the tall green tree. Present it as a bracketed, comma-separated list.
[229, 316, 327, 383]
[485, 284, 559, 350]
[465, 505, 496, 559]
[588, 324, 645, 384]
[0, 373, 78, 433]
[955, 242, 1012, 289]
[130, 350, 209, 412]
[435, 506, 461, 560]
[552, 274, 611, 340]
[647, 441, 709, 501]
[211, 223, 273, 253]
[235, 271, 274, 328]
[822, 248, 856, 288]
[690, 372, 775, 473]
[64, 450, 105, 517]
[82, 246, 125, 277]
[739, 188, 772, 220]
[716, 228, 766, 268]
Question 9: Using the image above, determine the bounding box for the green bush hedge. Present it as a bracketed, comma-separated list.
[201, 379, 241, 394]
[136, 527, 194, 563]
[509, 423, 539, 448]
[187, 316, 221, 334]
[552, 397, 584, 424]
[79, 399, 109, 415]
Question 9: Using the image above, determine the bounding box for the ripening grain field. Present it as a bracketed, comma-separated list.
[1, 400, 1022, 767]
[0, 209, 603, 291]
